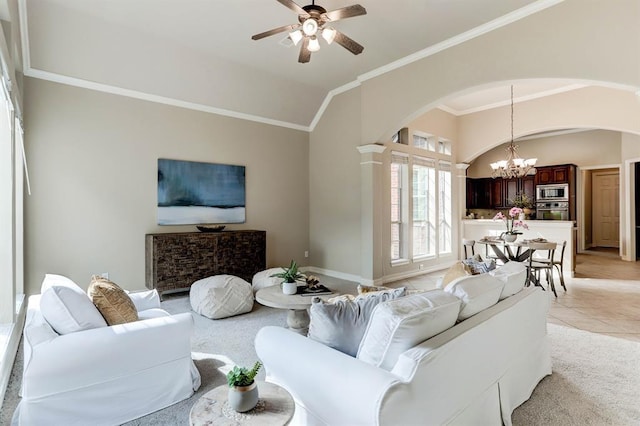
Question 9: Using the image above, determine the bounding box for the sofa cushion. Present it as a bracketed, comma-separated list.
[88, 276, 139, 325]
[40, 274, 108, 334]
[489, 261, 527, 299]
[357, 290, 461, 371]
[444, 273, 505, 320]
[307, 287, 406, 357]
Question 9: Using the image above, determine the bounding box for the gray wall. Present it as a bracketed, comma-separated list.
[24, 78, 310, 294]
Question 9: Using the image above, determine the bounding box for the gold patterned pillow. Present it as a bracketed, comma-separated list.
[441, 261, 472, 288]
[357, 285, 391, 295]
[88, 276, 138, 325]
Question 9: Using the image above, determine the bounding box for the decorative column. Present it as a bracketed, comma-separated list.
[357, 144, 387, 284]
[456, 163, 470, 260]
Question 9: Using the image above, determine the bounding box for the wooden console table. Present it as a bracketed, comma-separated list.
[145, 230, 266, 298]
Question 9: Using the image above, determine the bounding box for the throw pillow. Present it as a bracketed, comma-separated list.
[357, 284, 391, 294]
[40, 274, 108, 335]
[88, 275, 139, 325]
[462, 255, 496, 275]
[438, 262, 472, 288]
[307, 287, 406, 357]
[356, 290, 461, 371]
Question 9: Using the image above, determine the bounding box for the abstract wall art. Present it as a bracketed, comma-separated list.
[157, 159, 246, 225]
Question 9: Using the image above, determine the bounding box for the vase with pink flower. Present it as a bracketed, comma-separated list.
[493, 207, 529, 242]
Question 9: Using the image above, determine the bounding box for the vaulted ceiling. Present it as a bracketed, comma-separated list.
[20, 0, 578, 130]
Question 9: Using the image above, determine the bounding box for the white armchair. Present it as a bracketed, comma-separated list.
[13, 283, 201, 426]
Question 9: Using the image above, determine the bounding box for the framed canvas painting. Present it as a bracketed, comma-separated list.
[157, 158, 246, 225]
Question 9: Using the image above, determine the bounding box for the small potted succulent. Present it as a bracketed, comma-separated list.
[270, 260, 305, 295]
[226, 361, 262, 412]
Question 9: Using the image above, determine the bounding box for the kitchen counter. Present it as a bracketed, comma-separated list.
[462, 219, 576, 276]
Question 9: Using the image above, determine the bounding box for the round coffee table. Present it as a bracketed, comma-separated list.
[255, 282, 357, 334]
[189, 381, 294, 426]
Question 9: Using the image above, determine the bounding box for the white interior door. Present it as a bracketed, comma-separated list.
[592, 171, 620, 248]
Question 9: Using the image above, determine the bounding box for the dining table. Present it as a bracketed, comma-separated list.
[475, 237, 558, 289]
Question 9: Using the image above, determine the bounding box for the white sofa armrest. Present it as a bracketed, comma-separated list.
[127, 289, 161, 311]
[255, 326, 401, 426]
[23, 312, 195, 398]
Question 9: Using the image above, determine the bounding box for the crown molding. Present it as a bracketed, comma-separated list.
[354, 0, 565, 85]
[24, 68, 311, 132]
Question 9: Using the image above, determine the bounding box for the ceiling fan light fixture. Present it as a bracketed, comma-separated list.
[308, 36, 321, 52]
[289, 29, 303, 45]
[322, 27, 337, 44]
[302, 18, 318, 36]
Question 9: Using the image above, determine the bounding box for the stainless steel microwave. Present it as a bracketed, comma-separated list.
[536, 183, 569, 202]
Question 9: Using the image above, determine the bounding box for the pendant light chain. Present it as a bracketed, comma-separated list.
[510, 85, 514, 147]
[489, 84, 538, 178]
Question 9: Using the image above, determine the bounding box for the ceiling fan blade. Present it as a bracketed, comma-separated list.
[333, 30, 364, 55]
[252, 23, 300, 40]
[277, 0, 308, 16]
[298, 38, 311, 63]
[323, 4, 366, 22]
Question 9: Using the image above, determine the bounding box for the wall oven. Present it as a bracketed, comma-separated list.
[536, 201, 569, 220]
[536, 183, 569, 202]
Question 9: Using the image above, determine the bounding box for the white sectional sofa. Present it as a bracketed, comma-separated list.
[255, 262, 551, 426]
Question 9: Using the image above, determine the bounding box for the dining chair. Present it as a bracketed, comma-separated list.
[462, 239, 475, 259]
[535, 240, 567, 292]
[526, 241, 558, 297]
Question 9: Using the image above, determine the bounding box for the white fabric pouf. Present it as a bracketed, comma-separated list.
[190, 275, 254, 319]
[252, 268, 290, 292]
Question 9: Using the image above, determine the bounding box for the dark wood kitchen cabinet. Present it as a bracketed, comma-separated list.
[467, 175, 534, 209]
[467, 178, 491, 209]
[535, 165, 575, 185]
[503, 175, 535, 206]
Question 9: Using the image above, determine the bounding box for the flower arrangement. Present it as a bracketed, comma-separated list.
[493, 207, 529, 235]
[509, 193, 534, 209]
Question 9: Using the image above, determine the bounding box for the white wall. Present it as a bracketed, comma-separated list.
[309, 89, 362, 278]
[24, 78, 310, 295]
[310, 0, 640, 281]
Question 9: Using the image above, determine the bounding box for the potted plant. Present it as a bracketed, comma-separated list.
[226, 361, 262, 412]
[493, 207, 529, 242]
[270, 260, 305, 295]
[510, 193, 534, 219]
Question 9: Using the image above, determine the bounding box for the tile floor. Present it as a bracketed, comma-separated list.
[387, 251, 640, 343]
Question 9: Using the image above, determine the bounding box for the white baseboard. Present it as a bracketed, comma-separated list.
[0, 295, 26, 412]
[302, 266, 369, 285]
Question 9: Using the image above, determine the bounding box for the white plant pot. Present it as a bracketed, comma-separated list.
[503, 233, 518, 243]
[282, 281, 298, 295]
[228, 382, 259, 412]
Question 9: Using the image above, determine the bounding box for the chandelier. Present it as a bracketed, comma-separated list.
[490, 85, 537, 178]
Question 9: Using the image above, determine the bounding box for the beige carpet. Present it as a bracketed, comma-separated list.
[512, 324, 640, 425]
[2, 297, 639, 425]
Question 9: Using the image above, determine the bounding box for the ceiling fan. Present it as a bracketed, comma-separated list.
[251, 0, 367, 63]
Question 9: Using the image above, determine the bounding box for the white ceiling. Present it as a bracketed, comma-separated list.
[21, 0, 581, 129]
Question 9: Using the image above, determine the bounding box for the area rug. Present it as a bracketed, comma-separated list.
[2, 296, 639, 425]
[512, 324, 640, 425]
